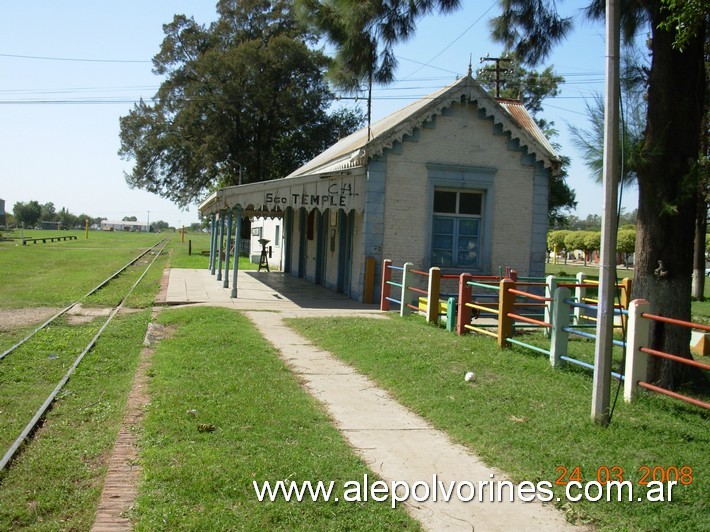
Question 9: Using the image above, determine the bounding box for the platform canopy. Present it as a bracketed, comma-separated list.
[199, 168, 366, 219]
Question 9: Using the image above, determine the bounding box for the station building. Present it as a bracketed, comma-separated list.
[100, 220, 149, 232]
[199, 73, 561, 303]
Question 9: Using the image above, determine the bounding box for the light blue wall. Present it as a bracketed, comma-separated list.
[362, 157, 387, 302]
[530, 161, 550, 277]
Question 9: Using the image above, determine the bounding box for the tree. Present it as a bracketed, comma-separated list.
[295, 0, 461, 89]
[152, 220, 170, 232]
[583, 231, 601, 262]
[295, 0, 460, 133]
[568, 49, 647, 188]
[122, 216, 138, 222]
[547, 229, 570, 264]
[13, 201, 42, 228]
[491, 0, 707, 391]
[119, 0, 363, 208]
[40, 202, 57, 222]
[58, 207, 77, 229]
[564, 231, 585, 265]
[659, 0, 710, 51]
[617, 228, 636, 268]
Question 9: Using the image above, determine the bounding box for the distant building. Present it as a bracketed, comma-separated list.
[0, 198, 6, 227]
[100, 220, 149, 232]
[40, 221, 62, 230]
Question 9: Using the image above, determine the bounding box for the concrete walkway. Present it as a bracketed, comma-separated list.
[165, 269, 578, 531]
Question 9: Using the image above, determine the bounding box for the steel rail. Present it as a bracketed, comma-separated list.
[0, 241, 166, 471]
[0, 239, 165, 361]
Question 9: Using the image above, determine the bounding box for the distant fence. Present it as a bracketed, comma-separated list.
[22, 236, 77, 245]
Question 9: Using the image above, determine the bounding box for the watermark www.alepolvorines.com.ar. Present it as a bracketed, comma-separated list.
[253, 473, 677, 508]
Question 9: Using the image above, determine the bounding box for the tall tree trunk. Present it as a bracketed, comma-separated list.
[692, 189, 707, 301]
[633, 7, 707, 390]
[692, 63, 710, 300]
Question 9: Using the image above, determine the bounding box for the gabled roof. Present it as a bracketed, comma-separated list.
[199, 75, 561, 217]
[286, 74, 560, 179]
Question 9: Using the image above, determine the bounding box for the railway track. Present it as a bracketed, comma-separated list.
[0, 238, 168, 471]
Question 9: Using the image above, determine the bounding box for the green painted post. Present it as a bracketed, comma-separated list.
[550, 287, 571, 368]
[446, 297, 456, 332]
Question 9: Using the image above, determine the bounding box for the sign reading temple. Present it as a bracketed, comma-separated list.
[264, 182, 359, 209]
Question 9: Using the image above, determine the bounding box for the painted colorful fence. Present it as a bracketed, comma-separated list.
[380, 260, 708, 411]
[625, 300, 710, 409]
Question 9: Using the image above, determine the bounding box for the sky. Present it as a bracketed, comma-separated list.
[0, 1, 640, 229]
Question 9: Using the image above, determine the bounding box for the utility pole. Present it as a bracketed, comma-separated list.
[147, 211, 150, 233]
[592, 0, 620, 426]
[479, 55, 511, 99]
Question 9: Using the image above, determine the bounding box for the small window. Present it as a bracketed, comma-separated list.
[431, 189, 483, 269]
[274, 224, 280, 246]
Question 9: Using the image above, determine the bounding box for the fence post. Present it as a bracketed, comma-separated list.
[457, 273, 473, 335]
[426, 267, 441, 323]
[446, 297, 456, 332]
[498, 278, 515, 348]
[400, 262, 414, 317]
[574, 272, 586, 325]
[618, 277, 632, 329]
[550, 287, 571, 368]
[380, 259, 392, 311]
[624, 298, 651, 403]
[545, 275, 557, 338]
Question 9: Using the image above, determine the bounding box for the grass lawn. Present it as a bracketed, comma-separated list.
[134, 307, 418, 530]
[0, 230, 165, 308]
[288, 315, 709, 531]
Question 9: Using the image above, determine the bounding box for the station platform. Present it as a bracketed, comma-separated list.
[163, 268, 379, 313]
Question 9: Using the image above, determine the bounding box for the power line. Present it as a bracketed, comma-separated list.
[0, 52, 150, 63]
[399, 0, 499, 80]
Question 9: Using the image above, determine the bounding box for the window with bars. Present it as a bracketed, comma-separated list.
[431, 190, 482, 269]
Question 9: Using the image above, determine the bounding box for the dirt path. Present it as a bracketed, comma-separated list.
[90, 315, 166, 531]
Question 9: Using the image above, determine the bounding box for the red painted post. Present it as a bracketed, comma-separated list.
[380, 259, 392, 311]
[498, 278, 515, 348]
[457, 273, 473, 335]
